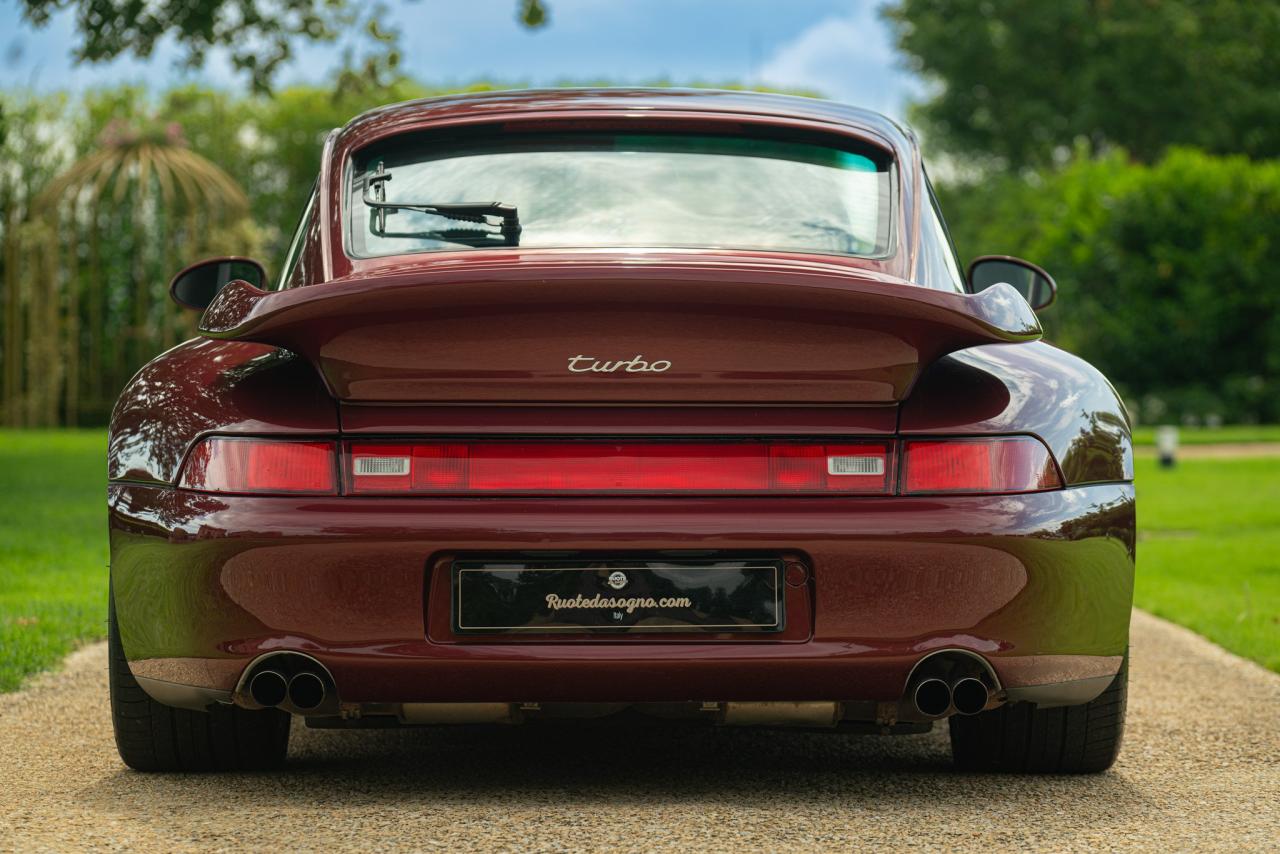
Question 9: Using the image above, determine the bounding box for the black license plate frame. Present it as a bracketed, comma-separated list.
[452, 558, 785, 634]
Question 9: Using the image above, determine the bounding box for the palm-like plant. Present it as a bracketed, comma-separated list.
[6, 118, 254, 426]
[40, 120, 248, 216]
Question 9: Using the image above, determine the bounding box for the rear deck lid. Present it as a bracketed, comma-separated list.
[198, 254, 1040, 405]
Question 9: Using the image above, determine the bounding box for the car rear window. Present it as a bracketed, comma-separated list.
[347, 131, 894, 259]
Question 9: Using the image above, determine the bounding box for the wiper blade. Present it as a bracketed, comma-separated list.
[363, 162, 521, 246]
[372, 227, 514, 249]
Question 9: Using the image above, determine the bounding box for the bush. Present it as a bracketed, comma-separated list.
[939, 149, 1280, 424]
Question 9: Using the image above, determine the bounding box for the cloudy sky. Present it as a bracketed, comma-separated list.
[0, 0, 922, 117]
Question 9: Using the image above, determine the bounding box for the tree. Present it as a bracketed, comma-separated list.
[1, 91, 257, 426]
[883, 0, 1280, 168]
[20, 0, 550, 93]
[938, 149, 1280, 423]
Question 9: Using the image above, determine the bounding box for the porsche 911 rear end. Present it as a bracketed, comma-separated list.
[107, 90, 1134, 774]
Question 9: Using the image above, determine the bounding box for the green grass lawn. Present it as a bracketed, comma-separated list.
[0, 430, 108, 691]
[1131, 424, 1280, 446]
[1133, 456, 1280, 671]
[0, 429, 1276, 691]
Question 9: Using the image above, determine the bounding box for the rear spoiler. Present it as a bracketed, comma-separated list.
[199, 262, 1040, 404]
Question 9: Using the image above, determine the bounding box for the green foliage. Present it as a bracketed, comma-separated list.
[0, 93, 74, 215]
[885, 0, 1280, 169]
[20, 0, 552, 93]
[519, 0, 550, 28]
[3, 86, 263, 427]
[23, 0, 358, 94]
[940, 148, 1280, 424]
[0, 430, 107, 691]
[1134, 456, 1280, 672]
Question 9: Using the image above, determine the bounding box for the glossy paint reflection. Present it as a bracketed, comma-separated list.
[109, 482, 1134, 702]
[901, 341, 1134, 485]
[108, 339, 337, 484]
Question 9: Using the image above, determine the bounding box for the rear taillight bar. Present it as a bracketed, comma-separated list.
[177, 437, 1061, 497]
[348, 441, 895, 495]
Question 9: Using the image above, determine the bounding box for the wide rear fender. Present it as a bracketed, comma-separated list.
[108, 339, 338, 485]
[900, 341, 1133, 486]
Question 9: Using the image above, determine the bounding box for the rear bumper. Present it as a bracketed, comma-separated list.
[109, 482, 1134, 710]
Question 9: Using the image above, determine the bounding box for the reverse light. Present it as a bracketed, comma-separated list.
[180, 438, 337, 494]
[348, 442, 894, 495]
[902, 437, 1061, 495]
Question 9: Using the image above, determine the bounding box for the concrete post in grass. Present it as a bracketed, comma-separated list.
[1156, 425, 1179, 469]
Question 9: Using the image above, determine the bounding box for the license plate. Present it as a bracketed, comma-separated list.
[452, 558, 784, 633]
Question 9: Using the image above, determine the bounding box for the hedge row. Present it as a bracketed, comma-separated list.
[940, 149, 1280, 424]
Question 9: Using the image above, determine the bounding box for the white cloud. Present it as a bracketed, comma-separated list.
[754, 7, 919, 118]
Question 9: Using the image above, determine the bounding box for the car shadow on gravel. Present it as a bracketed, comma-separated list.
[78, 722, 1150, 815]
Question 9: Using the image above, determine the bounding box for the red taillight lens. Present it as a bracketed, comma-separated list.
[902, 437, 1060, 495]
[349, 442, 893, 494]
[180, 438, 337, 495]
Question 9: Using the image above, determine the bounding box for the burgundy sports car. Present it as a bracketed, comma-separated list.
[108, 89, 1134, 774]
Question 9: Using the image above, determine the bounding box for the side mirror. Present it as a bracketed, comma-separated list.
[968, 255, 1057, 311]
[169, 257, 267, 310]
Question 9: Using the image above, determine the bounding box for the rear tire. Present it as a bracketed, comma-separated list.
[949, 654, 1127, 773]
[109, 587, 290, 772]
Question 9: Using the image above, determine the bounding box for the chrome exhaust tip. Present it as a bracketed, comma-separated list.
[951, 677, 990, 715]
[248, 669, 288, 708]
[287, 671, 327, 711]
[912, 677, 952, 718]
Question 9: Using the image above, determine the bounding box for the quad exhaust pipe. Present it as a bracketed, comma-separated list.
[909, 676, 991, 718]
[240, 654, 335, 713]
[907, 651, 996, 718]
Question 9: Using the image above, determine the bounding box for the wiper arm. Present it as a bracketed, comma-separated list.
[363, 162, 521, 246]
[364, 190, 522, 245]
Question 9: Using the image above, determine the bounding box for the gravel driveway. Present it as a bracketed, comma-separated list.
[2, 610, 1277, 852]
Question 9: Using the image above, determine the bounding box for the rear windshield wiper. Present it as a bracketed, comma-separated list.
[370, 226, 516, 249]
[363, 162, 522, 246]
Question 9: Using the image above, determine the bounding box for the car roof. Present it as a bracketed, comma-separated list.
[334, 87, 918, 157]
